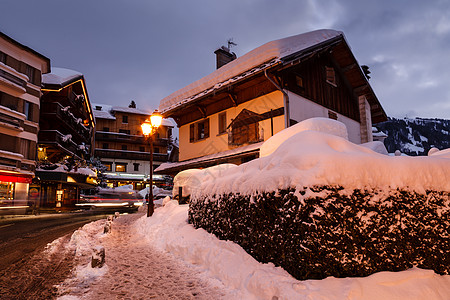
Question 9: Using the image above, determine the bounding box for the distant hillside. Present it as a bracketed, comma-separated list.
[374, 117, 450, 156]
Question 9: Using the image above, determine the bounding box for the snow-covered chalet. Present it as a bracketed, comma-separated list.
[156, 29, 387, 175]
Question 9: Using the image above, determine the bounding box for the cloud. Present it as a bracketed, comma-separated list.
[2, 0, 450, 119]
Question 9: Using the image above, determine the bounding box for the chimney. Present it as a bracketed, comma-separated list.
[214, 46, 237, 69]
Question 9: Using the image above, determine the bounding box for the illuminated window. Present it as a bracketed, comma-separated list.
[115, 163, 127, 172]
[103, 162, 112, 172]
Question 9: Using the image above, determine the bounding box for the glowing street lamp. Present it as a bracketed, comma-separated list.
[141, 109, 163, 217]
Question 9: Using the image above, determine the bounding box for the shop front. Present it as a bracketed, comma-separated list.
[0, 171, 33, 214]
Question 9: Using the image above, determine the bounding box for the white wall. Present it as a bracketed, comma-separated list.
[288, 92, 362, 144]
[179, 91, 285, 161]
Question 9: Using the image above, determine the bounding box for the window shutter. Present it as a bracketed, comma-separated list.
[204, 119, 210, 138]
[190, 124, 195, 142]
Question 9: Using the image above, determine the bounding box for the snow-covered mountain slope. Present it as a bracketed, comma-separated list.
[375, 117, 450, 156]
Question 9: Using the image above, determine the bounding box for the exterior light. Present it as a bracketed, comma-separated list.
[140, 109, 164, 217]
[150, 109, 163, 128]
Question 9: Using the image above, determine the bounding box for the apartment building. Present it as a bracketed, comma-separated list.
[0, 32, 50, 209]
[93, 103, 174, 190]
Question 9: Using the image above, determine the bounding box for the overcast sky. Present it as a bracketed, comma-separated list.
[2, 0, 450, 120]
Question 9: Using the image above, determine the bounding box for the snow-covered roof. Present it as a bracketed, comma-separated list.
[92, 103, 116, 120]
[111, 106, 151, 116]
[42, 67, 83, 87]
[92, 103, 175, 125]
[159, 29, 343, 114]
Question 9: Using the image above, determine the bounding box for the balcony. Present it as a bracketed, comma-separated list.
[94, 148, 168, 162]
[0, 64, 27, 93]
[41, 102, 91, 143]
[95, 131, 169, 147]
[0, 105, 25, 132]
[38, 130, 81, 158]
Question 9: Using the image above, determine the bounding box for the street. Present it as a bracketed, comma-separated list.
[0, 212, 111, 299]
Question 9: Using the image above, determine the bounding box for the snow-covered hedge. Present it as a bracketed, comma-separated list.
[188, 118, 450, 280]
[189, 186, 450, 280]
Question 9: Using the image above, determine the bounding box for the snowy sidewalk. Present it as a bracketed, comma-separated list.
[56, 211, 230, 299]
[56, 201, 450, 300]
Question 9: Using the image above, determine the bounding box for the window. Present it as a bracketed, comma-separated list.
[24, 101, 31, 121]
[119, 129, 130, 134]
[103, 127, 109, 132]
[0, 51, 6, 64]
[103, 162, 112, 172]
[189, 119, 210, 142]
[325, 66, 337, 87]
[26, 64, 35, 84]
[295, 75, 304, 88]
[122, 115, 128, 124]
[139, 146, 145, 152]
[122, 145, 127, 150]
[102, 143, 109, 149]
[154, 147, 160, 154]
[218, 112, 227, 134]
[115, 163, 127, 172]
[328, 111, 338, 120]
[133, 163, 139, 171]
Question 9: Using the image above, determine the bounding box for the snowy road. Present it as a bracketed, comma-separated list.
[57, 211, 231, 299]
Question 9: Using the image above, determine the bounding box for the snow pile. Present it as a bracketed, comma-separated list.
[260, 117, 348, 157]
[42, 67, 82, 86]
[360, 141, 389, 155]
[429, 148, 450, 159]
[193, 118, 450, 197]
[135, 201, 450, 300]
[173, 164, 237, 197]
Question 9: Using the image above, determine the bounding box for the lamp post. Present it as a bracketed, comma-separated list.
[141, 109, 163, 217]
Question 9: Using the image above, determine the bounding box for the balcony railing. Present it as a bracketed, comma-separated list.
[94, 148, 168, 162]
[0, 110, 24, 131]
[38, 130, 81, 157]
[0, 68, 27, 91]
[95, 131, 169, 147]
[41, 102, 91, 143]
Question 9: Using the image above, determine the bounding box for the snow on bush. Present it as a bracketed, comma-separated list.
[193, 119, 449, 198]
[188, 118, 450, 281]
[173, 163, 237, 198]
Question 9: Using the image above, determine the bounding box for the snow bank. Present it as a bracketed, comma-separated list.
[135, 201, 450, 300]
[194, 118, 450, 197]
[173, 164, 237, 197]
[260, 117, 348, 157]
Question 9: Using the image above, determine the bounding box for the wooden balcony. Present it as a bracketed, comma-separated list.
[40, 102, 91, 143]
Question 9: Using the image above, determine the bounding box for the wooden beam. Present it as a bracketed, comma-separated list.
[196, 105, 206, 118]
[228, 93, 238, 107]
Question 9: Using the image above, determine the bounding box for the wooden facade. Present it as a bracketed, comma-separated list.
[156, 30, 387, 175]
